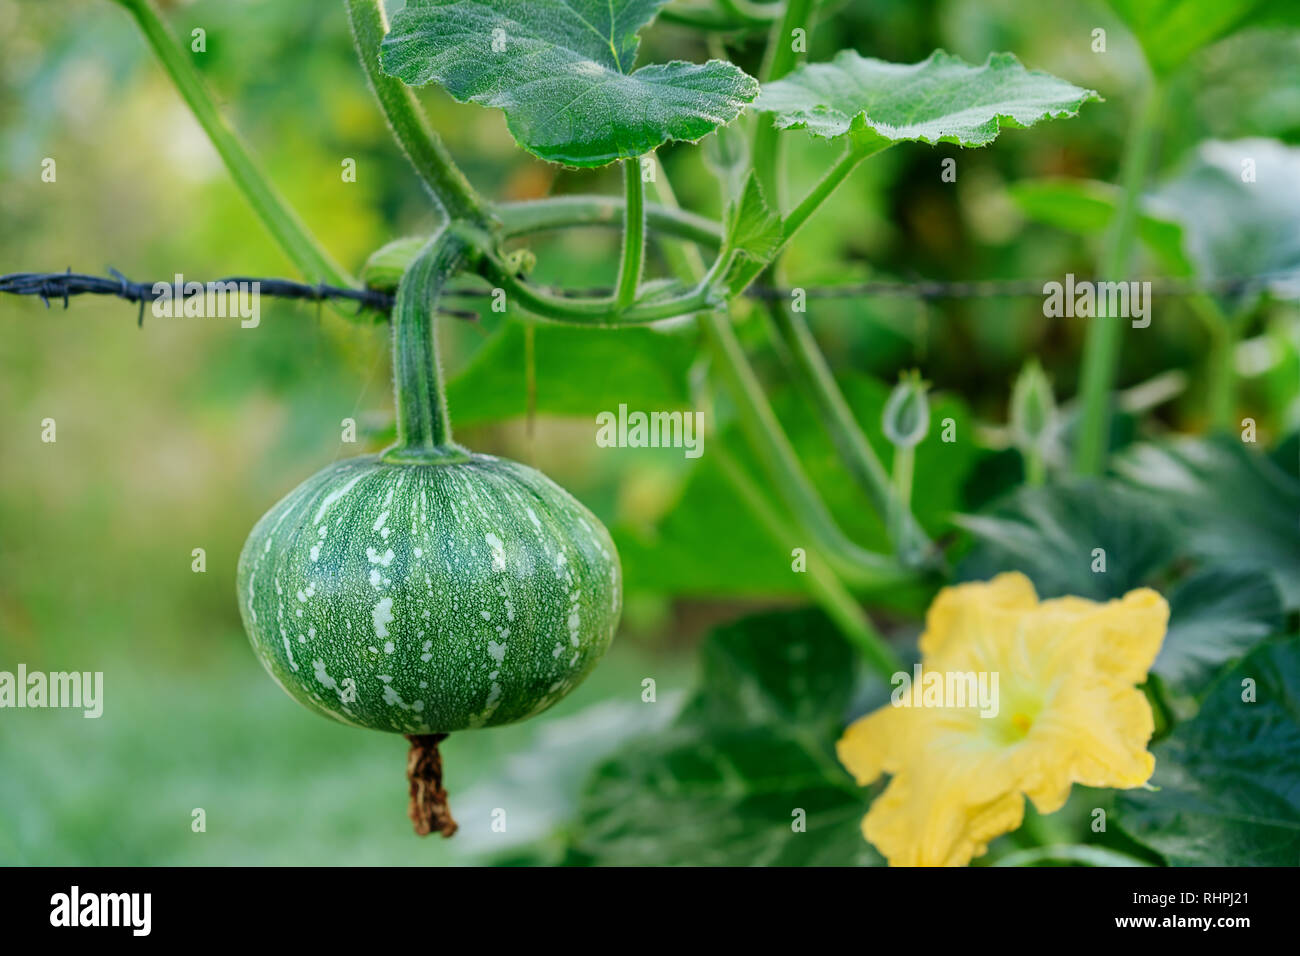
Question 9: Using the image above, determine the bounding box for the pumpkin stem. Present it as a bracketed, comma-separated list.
[405, 732, 458, 837]
[388, 230, 470, 461]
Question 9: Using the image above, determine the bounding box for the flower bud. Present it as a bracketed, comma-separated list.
[1010, 359, 1056, 449]
[882, 371, 931, 448]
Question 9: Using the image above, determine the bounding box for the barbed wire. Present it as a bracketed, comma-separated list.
[2, 268, 1297, 324]
[0, 270, 398, 325]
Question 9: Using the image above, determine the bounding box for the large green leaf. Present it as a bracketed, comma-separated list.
[446, 319, 694, 425]
[1007, 178, 1194, 275]
[380, 0, 758, 166]
[1154, 138, 1300, 310]
[1011, 141, 1300, 312]
[752, 50, 1098, 151]
[1156, 567, 1284, 691]
[1117, 638, 1300, 865]
[956, 478, 1178, 600]
[1116, 437, 1300, 610]
[567, 609, 882, 865]
[1105, 0, 1300, 77]
[674, 607, 858, 734]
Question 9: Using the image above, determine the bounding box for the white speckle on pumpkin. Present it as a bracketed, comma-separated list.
[312, 659, 337, 691]
[485, 532, 506, 571]
[372, 597, 394, 640]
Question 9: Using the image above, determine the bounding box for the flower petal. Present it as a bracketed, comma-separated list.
[1035, 588, 1169, 685]
[863, 756, 1025, 866]
[919, 571, 1039, 663]
[1020, 682, 1157, 813]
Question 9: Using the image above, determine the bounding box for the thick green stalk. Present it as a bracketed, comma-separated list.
[1074, 79, 1165, 475]
[889, 445, 914, 555]
[497, 195, 722, 247]
[640, 160, 908, 590]
[615, 160, 647, 310]
[496, 143, 869, 311]
[751, 6, 929, 565]
[701, 311, 910, 589]
[753, 0, 815, 204]
[384, 231, 471, 463]
[767, 302, 932, 563]
[657, 159, 911, 657]
[1022, 448, 1046, 486]
[783, 144, 877, 241]
[475, 251, 721, 326]
[112, 0, 351, 286]
[345, 0, 490, 227]
[715, 449, 903, 679]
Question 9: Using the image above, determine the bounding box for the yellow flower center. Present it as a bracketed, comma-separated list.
[985, 694, 1042, 746]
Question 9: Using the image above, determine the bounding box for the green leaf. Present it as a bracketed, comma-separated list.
[445, 319, 694, 425]
[752, 50, 1099, 151]
[1007, 178, 1194, 275]
[956, 478, 1178, 600]
[1117, 638, 1300, 865]
[613, 461, 799, 597]
[1104, 0, 1300, 77]
[674, 608, 857, 733]
[570, 728, 879, 865]
[567, 609, 883, 865]
[1156, 567, 1284, 691]
[1153, 138, 1300, 310]
[718, 173, 783, 296]
[380, 0, 759, 167]
[1116, 436, 1300, 610]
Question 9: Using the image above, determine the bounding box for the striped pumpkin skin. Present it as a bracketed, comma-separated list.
[237, 453, 621, 734]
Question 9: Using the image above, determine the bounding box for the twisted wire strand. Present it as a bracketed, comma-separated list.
[2, 268, 1297, 324]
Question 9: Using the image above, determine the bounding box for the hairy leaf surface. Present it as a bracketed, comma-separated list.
[1118, 638, 1300, 865]
[380, 0, 758, 166]
[753, 50, 1098, 151]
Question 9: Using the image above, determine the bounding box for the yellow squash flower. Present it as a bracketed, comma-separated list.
[837, 572, 1168, 867]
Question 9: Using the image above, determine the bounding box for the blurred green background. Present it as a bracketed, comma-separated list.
[1, 0, 1297, 864]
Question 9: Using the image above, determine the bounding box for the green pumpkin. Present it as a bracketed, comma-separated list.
[236, 229, 621, 834]
[236, 452, 621, 734]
